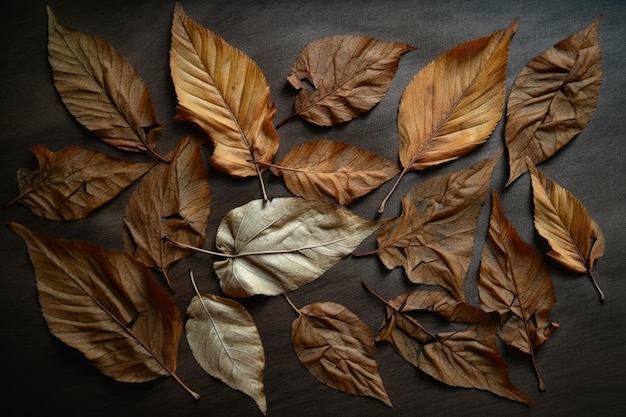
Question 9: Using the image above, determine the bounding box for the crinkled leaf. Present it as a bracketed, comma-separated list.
[285, 35, 415, 126]
[291, 301, 391, 406]
[270, 139, 400, 205]
[5, 145, 154, 221]
[214, 197, 377, 297]
[186, 293, 266, 414]
[505, 17, 603, 185]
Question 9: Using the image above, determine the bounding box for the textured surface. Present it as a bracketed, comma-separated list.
[1, 1, 625, 416]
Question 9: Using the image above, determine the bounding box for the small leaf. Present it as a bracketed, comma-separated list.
[47, 7, 163, 159]
[123, 135, 210, 290]
[186, 291, 266, 414]
[270, 139, 400, 205]
[528, 161, 605, 301]
[5, 145, 154, 221]
[290, 300, 391, 407]
[283, 35, 415, 126]
[214, 197, 377, 297]
[505, 16, 603, 185]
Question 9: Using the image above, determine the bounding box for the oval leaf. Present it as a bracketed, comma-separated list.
[284, 35, 415, 126]
[47, 7, 162, 157]
[291, 301, 391, 406]
[186, 293, 266, 414]
[505, 17, 603, 185]
[270, 139, 400, 205]
[214, 197, 378, 297]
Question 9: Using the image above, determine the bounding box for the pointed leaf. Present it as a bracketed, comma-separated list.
[170, 3, 279, 178]
[270, 139, 400, 205]
[186, 293, 266, 414]
[123, 135, 210, 290]
[285, 35, 415, 126]
[214, 197, 377, 297]
[47, 7, 162, 157]
[505, 17, 603, 185]
[5, 145, 154, 220]
[291, 301, 391, 406]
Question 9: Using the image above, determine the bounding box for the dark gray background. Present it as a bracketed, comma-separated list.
[2, 1, 625, 416]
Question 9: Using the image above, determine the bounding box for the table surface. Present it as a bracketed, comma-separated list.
[2, 1, 625, 416]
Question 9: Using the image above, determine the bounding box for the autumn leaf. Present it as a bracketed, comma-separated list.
[528, 161, 605, 301]
[279, 35, 415, 127]
[505, 17, 603, 185]
[268, 139, 400, 205]
[169, 2, 279, 201]
[186, 273, 266, 414]
[47, 7, 165, 161]
[478, 192, 558, 391]
[7, 222, 199, 399]
[368, 153, 499, 301]
[4, 145, 154, 221]
[379, 20, 517, 212]
[123, 135, 210, 290]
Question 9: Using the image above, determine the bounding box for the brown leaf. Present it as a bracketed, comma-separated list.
[283, 35, 415, 126]
[379, 21, 517, 212]
[47, 7, 164, 160]
[290, 300, 391, 407]
[4, 145, 154, 221]
[7, 222, 199, 399]
[372, 153, 499, 301]
[124, 135, 210, 290]
[270, 139, 400, 205]
[505, 17, 603, 185]
[478, 192, 558, 391]
[528, 161, 605, 301]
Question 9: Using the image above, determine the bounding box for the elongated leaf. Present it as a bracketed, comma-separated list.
[284, 35, 415, 126]
[5, 145, 154, 220]
[7, 222, 198, 399]
[124, 135, 210, 290]
[291, 301, 391, 406]
[478, 192, 558, 390]
[214, 197, 377, 297]
[270, 139, 400, 205]
[373, 153, 498, 301]
[528, 162, 605, 300]
[47, 7, 162, 158]
[186, 293, 266, 414]
[170, 3, 279, 181]
[505, 17, 603, 185]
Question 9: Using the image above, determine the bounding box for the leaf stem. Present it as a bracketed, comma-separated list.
[530, 347, 546, 391]
[588, 270, 605, 303]
[377, 167, 408, 213]
[275, 112, 298, 129]
[283, 294, 301, 315]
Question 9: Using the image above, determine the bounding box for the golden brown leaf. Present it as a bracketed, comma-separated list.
[270, 139, 400, 205]
[7, 222, 198, 399]
[478, 192, 558, 391]
[282, 35, 415, 126]
[528, 161, 605, 301]
[47, 7, 164, 160]
[505, 17, 603, 185]
[5, 145, 154, 221]
[123, 135, 210, 290]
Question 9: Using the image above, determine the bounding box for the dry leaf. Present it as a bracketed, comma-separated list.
[372, 153, 499, 301]
[269, 139, 400, 205]
[528, 161, 605, 300]
[290, 300, 391, 407]
[123, 135, 210, 290]
[47, 7, 164, 160]
[505, 17, 603, 185]
[478, 192, 558, 391]
[379, 21, 517, 212]
[282, 35, 415, 126]
[170, 3, 279, 199]
[213, 197, 377, 297]
[186, 287, 266, 414]
[7, 222, 198, 399]
[4, 145, 154, 221]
